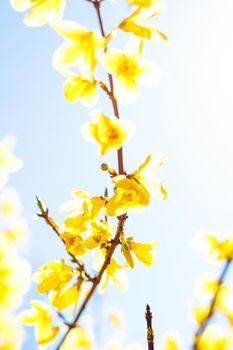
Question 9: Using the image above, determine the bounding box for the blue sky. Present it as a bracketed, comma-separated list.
[1, 0, 233, 348]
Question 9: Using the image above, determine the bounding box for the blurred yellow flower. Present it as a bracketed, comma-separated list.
[0, 236, 30, 309]
[102, 48, 162, 104]
[0, 188, 22, 218]
[10, 0, 67, 27]
[160, 331, 180, 350]
[33, 259, 73, 294]
[82, 110, 134, 155]
[105, 176, 150, 216]
[61, 327, 93, 350]
[0, 312, 23, 350]
[52, 20, 106, 75]
[196, 325, 233, 350]
[0, 137, 22, 190]
[63, 75, 99, 106]
[19, 300, 59, 345]
[193, 232, 233, 261]
[192, 305, 210, 325]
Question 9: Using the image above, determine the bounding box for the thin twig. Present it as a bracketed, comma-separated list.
[93, 0, 124, 175]
[36, 196, 95, 282]
[193, 258, 232, 349]
[145, 304, 154, 350]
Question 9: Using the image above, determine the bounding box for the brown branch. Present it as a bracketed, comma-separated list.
[51, 2, 128, 348]
[145, 304, 154, 350]
[55, 214, 127, 349]
[36, 196, 95, 282]
[93, 0, 124, 175]
[193, 258, 232, 349]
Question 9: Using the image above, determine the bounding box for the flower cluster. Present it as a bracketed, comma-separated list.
[10, 0, 167, 348]
[0, 137, 30, 349]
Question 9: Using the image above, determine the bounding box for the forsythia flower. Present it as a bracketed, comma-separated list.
[63, 75, 99, 106]
[192, 231, 233, 260]
[61, 327, 93, 350]
[122, 238, 158, 268]
[130, 153, 167, 199]
[102, 48, 162, 104]
[119, 10, 167, 43]
[196, 325, 233, 350]
[0, 187, 22, 218]
[192, 305, 210, 325]
[105, 176, 150, 216]
[84, 219, 114, 249]
[32, 259, 73, 293]
[0, 312, 23, 350]
[106, 154, 166, 216]
[160, 332, 181, 350]
[19, 300, 59, 345]
[128, 0, 164, 7]
[10, 0, 67, 27]
[52, 20, 106, 75]
[60, 191, 105, 233]
[93, 249, 128, 293]
[0, 236, 30, 309]
[82, 110, 134, 155]
[49, 283, 81, 311]
[0, 137, 22, 190]
[61, 231, 87, 256]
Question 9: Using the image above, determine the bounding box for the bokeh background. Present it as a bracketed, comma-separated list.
[1, 0, 233, 348]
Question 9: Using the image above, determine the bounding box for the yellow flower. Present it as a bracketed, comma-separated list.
[32, 259, 73, 293]
[119, 10, 167, 43]
[122, 239, 158, 267]
[60, 231, 87, 256]
[0, 188, 22, 218]
[160, 331, 180, 350]
[63, 75, 99, 106]
[105, 176, 150, 216]
[128, 0, 164, 7]
[19, 300, 59, 345]
[10, 0, 67, 27]
[130, 153, 167, 200]
[82, 110, 134, 155]
[3, 218, 27, 241]
[0, 311, 23, 350]
[60, 191, 105, 234]
[192, 305, 210, 325]
[0, 236, 30, 309]
[195, 274, 220, 298]
[215, 287, 233, 326]
[193, 232, 233, 261]
[61, 327, 93, 350]
[196, 325, 233, 350]
[130, 241, 158, 265]
[93, 249, 128, 293]
[0, 137, 22, 190]
[52, 20, 106, 75]
[102, 48, 162, 104]
[84, 219, 113, 249]
[49, 283, 81, 311]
